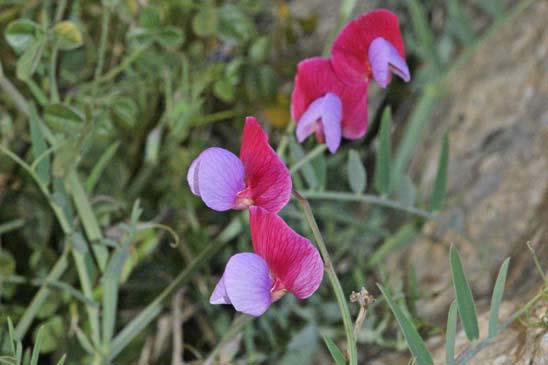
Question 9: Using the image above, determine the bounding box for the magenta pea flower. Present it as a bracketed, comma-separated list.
[210, 206, 324, 316]
[331, 9, 410, 88]
[291, 57, 368, 153]
[187, 117, 292, 212]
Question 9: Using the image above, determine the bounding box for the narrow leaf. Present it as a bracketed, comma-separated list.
[29, 104, 50, 186]
[85, 141, 120, 192]
[30, 326, 43, 365]
[488, 258, 510, 338]
[367, 224, 416, 268]
[347, 149, 366, 194]
[374, 107, 391, 196]
[445, 301, 458, 365]
[322, 336, 346, 365]
[378, 284, 433, 365]
[54, 355, 66, 365]
[431, 133, 449, 211]
[450, 244, 479, 340]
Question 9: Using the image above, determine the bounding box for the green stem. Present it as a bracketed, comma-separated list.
[293, 190, 357, 364]
[15, 249, 69, 338]
[54, 0, 68, 23]
[290, 144, 326, 175]
[49, 41, 60, 103]
[96, 48, 145, 84]
[0, 73, 31, 116]
[92, 8, 111, 97]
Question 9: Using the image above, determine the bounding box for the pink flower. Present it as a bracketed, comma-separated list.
[187, 117, 291, 212]
[291, 57, 368, 153]
[210, 207, 324, 316]
[331, 9, 410, 88]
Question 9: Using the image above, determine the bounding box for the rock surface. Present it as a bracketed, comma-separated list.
[382, 1, 548, 364]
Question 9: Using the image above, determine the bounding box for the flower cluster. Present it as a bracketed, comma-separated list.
[292, 9, 410, 153]
[187, 9, 410, 317]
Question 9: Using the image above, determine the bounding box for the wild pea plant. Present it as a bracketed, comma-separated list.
[0, 0, 543, 364]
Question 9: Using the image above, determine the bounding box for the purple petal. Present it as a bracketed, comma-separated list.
[223, 253, 272, 316]
[210, 277, 231, 305]
[187, 157, 201, 195]
[296, 97, 323, 143]
[190, 147, 245, 211]
[368, 37, 411, 89]
[295, 93, 343, 153]
[321, 93, 343, 153]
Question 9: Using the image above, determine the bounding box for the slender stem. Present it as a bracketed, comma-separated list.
[0, 73, 31, 116]
[96, 48, 145, 84]
[54, 0, 68, 23]
[49, 41, 60, 102]
[293, 190, 358, 364]
[92, 8, 111, 97]
[290, 144, 326, 175]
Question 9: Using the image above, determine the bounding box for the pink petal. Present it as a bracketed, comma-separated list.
[189, 147, 245, 211]
[221, 253, 273, 316]
[239, 117, 292, 213]
[291, 57, 369, 141]
[249, 207, 324, 299]
[331, 9, 407, 85]
[369, 37, 410, 88]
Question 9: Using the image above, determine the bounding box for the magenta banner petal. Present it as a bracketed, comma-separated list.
[223, 253, 273, 316]
[250, 207, 324, 299]
[291, 57, 369, 142]
[296, 97, 323, 143]
[210, 277, 231, 305]
[321, 93, 343, 153]
[369, 37, 410, 88]
[240, 117, 292, 213]
[192, 147, 245, 211]
[331, 9, 406, 85]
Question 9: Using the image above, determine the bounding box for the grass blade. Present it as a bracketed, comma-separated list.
[30, 326, 43, 365]
[445, 301, 458, 365]
[54, 355, 66, 365]
[347, 149, 366, 194]
[488, 258, 510, 338]
[430, 133, 449, 211]
[366, 223, 417, 268]
[29, 104, 50, 186]
[322, 335, 346, 365]
[450, 244, 479, 340]
[0, 219, 25, 235]
[85, 141, 119, 192]
[378, 284, 433, 365]
[374, 107, 391, 196]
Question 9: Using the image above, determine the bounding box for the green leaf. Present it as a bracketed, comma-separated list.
[7, 318, 17, 353]
[112, 97, 137, 129]
[34, 316, 64, 353]
[322, 336, 346, 365]
[0, 218, 25, 236]
[53, 21, 83, 50]
[406, 0, 439, 66]
[249, 36, 270, 63]
[213, 77, 236, 103]
[218, 4, 256, 43]
[16, 39, 45, 81]
[139, 6, 161, 28]
[157, 26, 184, 48]
[54, 355, 66, 365]
[5, 19, 41, 53]
[52, 138, 81, 178]
[449, 244, 479, 340]
[145, 127, 162, 165]
[85, 141, 120, 192]
[399, 175, 417, 208]
[488, 258, 510, 338]
[431, 133, 449, 211]
[0, 249, 16, 277]
[44, 103, 85, 133]
[445, 301, 458, 365]
[192, 5, 218, 37]
[30, 326, 43, 365]
[378, 285, 433, 365]
[375, 107, 391, 196]
[347, 149, 366, 194]
[29, 105, 50, 186]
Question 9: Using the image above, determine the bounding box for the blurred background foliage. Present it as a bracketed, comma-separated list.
[0, 0, 521, 364]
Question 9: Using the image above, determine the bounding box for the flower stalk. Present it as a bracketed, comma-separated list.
[293, 189, 358, 365]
